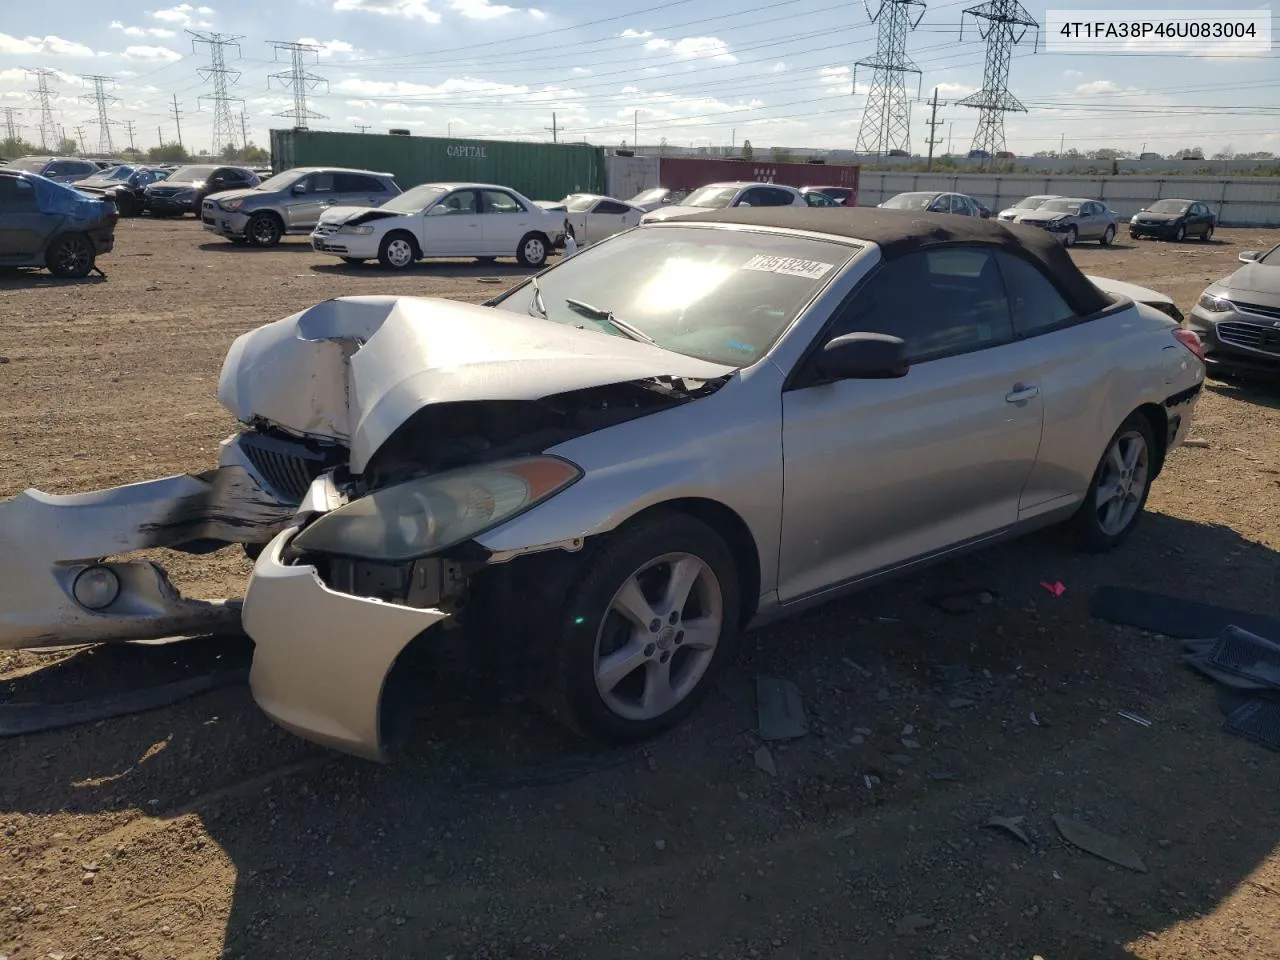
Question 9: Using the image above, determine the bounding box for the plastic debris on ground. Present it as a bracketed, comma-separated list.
[1052, 814, 1148, 873]
[755, 674, 809, 741]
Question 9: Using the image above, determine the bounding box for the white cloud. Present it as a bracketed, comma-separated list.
[297, 37, 359, 58]
[1075, 79, 1120, 95]
[1063, 69, 1083, 78]
[450, 0, 516, 18]
[620, 29, 652, 39]
[150, 4, 213, 26]
[632, 33, 736, 62]
[571, 66, 591, 76]
[333, 0, 441, 22]
[771, 62, 788, 73]
[0, 34, 97, 57]
[110, 21, 176, 37]
[936, 81, 976, 97]
[529, 7, 546, 19]
[337, 75, 581, 107]
[124, 45, 183, 62]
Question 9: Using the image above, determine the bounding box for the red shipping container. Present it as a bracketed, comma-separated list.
[657, 156, 859, 205]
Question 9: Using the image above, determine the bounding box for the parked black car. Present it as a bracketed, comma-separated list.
[1129, 199, 1216, 242]
[143, 164, 259, 217]
[0, 170, 118, 278]
[3, 156, 101, 183]
[72, 164, 170, 217]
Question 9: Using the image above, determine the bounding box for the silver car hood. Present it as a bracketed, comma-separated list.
[217, 295, 734, 473]
[641, 204, 719, 222]
[1087, 274, 1173, 307]
[1221, 262, 1280, 298]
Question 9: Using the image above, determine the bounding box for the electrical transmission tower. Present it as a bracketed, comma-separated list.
[24, 67, 60, 152]
[267, 41, 328, 128]
[80, 75, 121, 155]
[188, 31, 245, 155]
[853, 0, 926, 158]
[957, 0, 1038, 157]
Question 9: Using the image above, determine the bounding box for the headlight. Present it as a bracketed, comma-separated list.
[1130, 215, 1139, 224]
[1197, 293, 1234, 313]
[219, 197, 245, 212]
[291, 456, 583, 562]
[337, 224, 375, 235]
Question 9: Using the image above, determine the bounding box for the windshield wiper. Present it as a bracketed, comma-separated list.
[564, 297, 655, 344]
[528, 275, 548, 319]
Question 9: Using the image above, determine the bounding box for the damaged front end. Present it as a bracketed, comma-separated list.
[1, 294, 731, 651]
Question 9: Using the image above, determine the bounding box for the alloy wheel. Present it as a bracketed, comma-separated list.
[593, 553, 723, 722]
[1094, 430, 1149, 536]
[54, 237, 91, 276]
[251, 216, 280, 246]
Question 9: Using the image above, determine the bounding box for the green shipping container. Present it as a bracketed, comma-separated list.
[269, 128, 604, 201]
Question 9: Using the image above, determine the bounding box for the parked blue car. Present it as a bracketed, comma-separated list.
[0, 170, 118, 278]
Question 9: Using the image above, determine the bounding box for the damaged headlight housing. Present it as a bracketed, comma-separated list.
[1197, 293, 1234, 314]
[291, 456, 583, 562]
[337, 224, 375, 235]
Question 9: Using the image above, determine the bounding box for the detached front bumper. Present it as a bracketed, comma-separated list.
[0, 435, 299, 650]
[244, 526, 448, 762]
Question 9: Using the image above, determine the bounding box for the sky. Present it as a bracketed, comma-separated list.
[0, 0, 1277, 157]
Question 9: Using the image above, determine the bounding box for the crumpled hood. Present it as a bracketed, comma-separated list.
[318, 204, 382, 226]
[217, 295, 734, 473]
[1221, 262, 1280, 297]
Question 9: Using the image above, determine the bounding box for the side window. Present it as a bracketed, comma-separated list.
[769, 187, 800, 206]
[335, 173, 381, 193]
[0, 177, 38, 212]
[307, 172, 336, 193]
[826, 248, 1015, 363]
[927, 195, 949, 213]
[480, 190, 523, 214]
[949, 195, 968, 215]
[439, 190, 478, 214]
[994, 251, 1077, 337]
[75, 161, 96, 176]
[46, 162, 69, 176]
[735, 188, 767, 207]
[594, 199, 630, 215]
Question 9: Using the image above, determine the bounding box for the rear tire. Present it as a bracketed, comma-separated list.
[516, 232, 549, 268]
[45, 234, 95, 279]
[1173, 224, 1186, 242]
[378, 231, 418, 270]
[1100, 224, 1115, 246]
[1068, 412, 1156, 552]
[1202, 224, 1215, 242]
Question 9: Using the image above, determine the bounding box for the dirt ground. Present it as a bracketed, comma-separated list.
[1, 218, 1278, 960]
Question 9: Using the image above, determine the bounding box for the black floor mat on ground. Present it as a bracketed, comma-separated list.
[1207, 626, 1280, 688]
[1090, 586, 1280, 641]
[1225, 699, 1280, 752]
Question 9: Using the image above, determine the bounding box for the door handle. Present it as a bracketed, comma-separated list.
[1005, 384, 1039, 403]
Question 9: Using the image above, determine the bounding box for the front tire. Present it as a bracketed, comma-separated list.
[246, 212, 283, 248]
[1068, 412, 1156, 552]
[46, 234, 95, 279]
[517, 232, 549, 268]
[1062, 226, 1077, 247]
[377, 231, 418, 270]
[1100, 225, 1116, 245]
[545, 511, 741, 743]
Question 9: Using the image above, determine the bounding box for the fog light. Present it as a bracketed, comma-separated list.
[73, 565, 120, 610]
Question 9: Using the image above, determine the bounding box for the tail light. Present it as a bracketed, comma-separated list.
[1173, 328, 1204, 361]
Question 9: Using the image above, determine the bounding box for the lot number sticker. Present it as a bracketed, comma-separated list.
[742, 255, 834, 280]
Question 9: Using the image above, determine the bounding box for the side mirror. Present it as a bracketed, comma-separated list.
[291, 182, 307, 194]
[1239, 251, 1260, 262]
[815, 332, 908, 381]
[426, 205, 451, 216]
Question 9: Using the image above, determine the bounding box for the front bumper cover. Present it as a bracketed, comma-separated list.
[1186, 307, 1280, 374]
[0, 435, 297, 650]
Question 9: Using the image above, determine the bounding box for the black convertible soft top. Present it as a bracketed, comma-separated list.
[664, 206, 1113, 317]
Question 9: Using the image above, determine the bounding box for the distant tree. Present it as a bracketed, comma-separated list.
[1092, 148, 1122, 160]
[221, 141, 269, 163]
[1175, 146, 1205, 160]
[1033, 149, 1053, 157]
[770, 145, 793, 163]
[1, 136, 40, 159]
[1212, 144, 1235, 160]
[56, 137, 79, 155]
[1239, 150, 1275, 160]
[741, 138, 753, 160]
[147, 141, 191, 163]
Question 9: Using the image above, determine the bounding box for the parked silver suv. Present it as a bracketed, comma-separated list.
[201, 166, 401, 247]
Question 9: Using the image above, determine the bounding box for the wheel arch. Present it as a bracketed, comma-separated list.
[1134, 402, 1170, 478]
[383, 227, 422, 258]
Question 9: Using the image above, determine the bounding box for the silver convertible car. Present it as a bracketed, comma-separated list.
[0, 209, 1205, 762]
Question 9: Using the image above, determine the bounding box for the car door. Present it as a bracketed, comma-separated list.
[285, 171, 338, 230]
[1077, 202, 1101, 239]
[583, 198, 637, 243]
[949, 194, 973, 217]
[1190, 202, 1210, 236]
[419, 188, 482, 256]
[734, 187, 772, 208]
[478, 188, 534, 255]
[337, 173, 391, 209]
[777, 246, 1045, 602]
[0, 177, 56, 258]
[927, 194, 951, 214]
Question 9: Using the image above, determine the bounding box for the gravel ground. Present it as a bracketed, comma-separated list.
[1, 218, 1278, 960]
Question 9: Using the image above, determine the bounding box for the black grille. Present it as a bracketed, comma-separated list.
[238, 432, 334, 503]
[1218, 320, 1280, 356]
[1235, 300, 1280, 322]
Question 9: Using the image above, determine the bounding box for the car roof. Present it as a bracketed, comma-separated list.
[656, 206, 1112, 317]
[1052, 197, 1093, 203]
[698, 181, 793, 189]
[289, 166, 395, 176]
[417, 182, 524, 192]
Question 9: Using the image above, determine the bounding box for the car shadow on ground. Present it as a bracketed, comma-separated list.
[0, 271, 108, 289]
[197, 241, 319, 254]
[1206, 375, 1280, 411]
[3, 511, 1279, 959]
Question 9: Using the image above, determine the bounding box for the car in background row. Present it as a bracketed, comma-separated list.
[639, 182, 806, 223]
[1016, 198, 1120, 247]
[801, 185, 856, 206]
[800, 191, 842, 207]
[3, 156, 101, 183]
[72, 164, 170, 217]
[997, 195, 1061, 222]
[311, 181, 566, 270]
[536, 193, 644, 245]
[877, 192, 987, 218]
[145, 164, 260, 217]
[1187, 243, 1280, 377]
[1129, 199, 1216, 242]
[627, 187, 688, 212]
[201, 167, 401, 247]
[0, 169, 117, 278]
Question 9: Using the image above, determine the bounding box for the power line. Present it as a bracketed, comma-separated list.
[958, 0, 1039, 157]
[80, 75, 121, 155]
[267, 40, 328, 128]
[854, 0, 926, 157]
[24, 67, 60, 152]
[188, 30, 245, 154]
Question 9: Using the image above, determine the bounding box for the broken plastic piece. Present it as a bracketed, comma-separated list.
[1040, 581, 1066, 597]
[984, 815, 1032, 846]
[755, 674, 809, 741]
[1052, 814, 1147, 873]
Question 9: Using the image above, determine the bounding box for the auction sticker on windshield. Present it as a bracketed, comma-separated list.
[742, 255, 835, 280]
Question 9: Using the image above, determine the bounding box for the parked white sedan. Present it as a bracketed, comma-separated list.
[640, 182, 806, 223]
[311, 181, 567, 270]
[538, 193, 645, 245]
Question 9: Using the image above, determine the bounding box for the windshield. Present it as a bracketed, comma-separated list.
[379, 183, 449, 214]
[92, 165, 135, 181]
[490, 225, 860, 366]
[1041, 200, 1082, 214]
[6, 158, 49, 173]
[630, 188, 669, 204]
[169, 165, 218, 182]
[681, 186, 741, 209]
[564, 194, 598, 212]
[256, 170, 303, 192]
[1148, 200, 1190, 215]
[1256, 243, 1280, 266]
[881, 193, 936, 211]
[1014, 196, 1053, 209]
